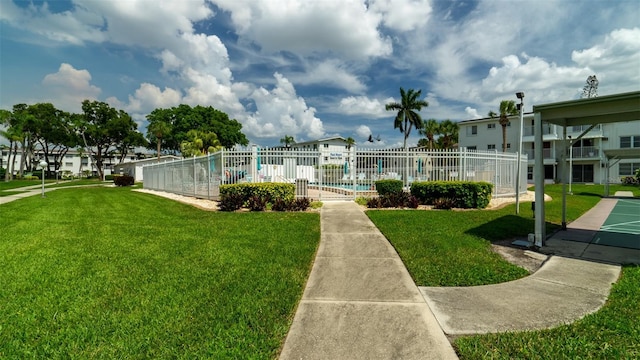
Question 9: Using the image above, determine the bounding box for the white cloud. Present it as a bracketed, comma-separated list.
[369, 0, 432, 31]
[125, 83, 182, 113]
[243, 73, 325, 139]
[571, 27, 640, 94]
[465, 107, 482, 119]
[212, 0, 392, 59]
[290, 59, 366, 93]
[356, 125, 371, 138]
[338, 96, 393, 118]
[41, 63, 101, 112]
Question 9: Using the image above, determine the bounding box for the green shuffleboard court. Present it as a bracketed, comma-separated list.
[593, 199, 640, 250]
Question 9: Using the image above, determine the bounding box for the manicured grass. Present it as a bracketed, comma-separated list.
[0, 179, 47, 191]
[454, 265, 640, 359]
[366, 184, 616, 286]
[0, 187, 320, 359]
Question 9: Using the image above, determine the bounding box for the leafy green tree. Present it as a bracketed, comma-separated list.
[488, 100, 518, 152]
[280, 134, 295, 148]
[27, 103, 79, 175]
[419, 118, 439, 149]
[180, 130, 222, 157]
[385, 88, 429, 149]
[77, 100, 140, 180]
[147, 105, 248, 153]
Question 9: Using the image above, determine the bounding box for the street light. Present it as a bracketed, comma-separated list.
[568, 135, 573, 195]
[515, 91, 524, 214]
[38, 160, 47, 198]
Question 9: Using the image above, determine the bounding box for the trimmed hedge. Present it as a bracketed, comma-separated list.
[374, 179, 403, 196]
[410, 181, 493, 209]
[220, 183, 295, 205]
[114, 175, 135, 186]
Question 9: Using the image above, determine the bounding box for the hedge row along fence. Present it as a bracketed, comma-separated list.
[372, 179, 493, 209]
[218, 183, 308, 211]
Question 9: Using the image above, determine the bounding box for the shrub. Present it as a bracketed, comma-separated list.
[433, 197, 457, 210]
[219, 193, 245, 211]
[291, 197, 311, 211]
[366, 193, 419, 209]
[105, 174, 115, 181]
[271, 198, 291, 212]
[220, 183, 295, 205]
[621, 176, 638, 185]
[375, 179, 403, 196]
[410, 181, 493, 209]
[247, 195, 269, 211]
[114, 175, 134, 186]
[367, 197, 383, 209]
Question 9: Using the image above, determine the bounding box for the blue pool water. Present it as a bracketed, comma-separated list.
[319, 184, 373, 191]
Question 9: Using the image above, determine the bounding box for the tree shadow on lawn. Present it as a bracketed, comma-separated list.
[465, 214, 558, 243]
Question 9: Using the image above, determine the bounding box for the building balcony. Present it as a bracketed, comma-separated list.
[524, 148, 553, 160]
[523, 124, 554, 137]
[570, 146, 599, 159]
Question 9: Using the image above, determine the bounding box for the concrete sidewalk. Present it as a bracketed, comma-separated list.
[280, 202, 457, 360]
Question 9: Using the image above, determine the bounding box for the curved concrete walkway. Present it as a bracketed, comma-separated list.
[421, 256, 620, 335]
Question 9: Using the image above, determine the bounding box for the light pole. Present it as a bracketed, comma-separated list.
[568, 135, 573, 195]
[515, 91, 524, 214]
[39, 160, 47, 198]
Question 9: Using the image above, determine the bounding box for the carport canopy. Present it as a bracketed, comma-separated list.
[531, 91, 640, 246]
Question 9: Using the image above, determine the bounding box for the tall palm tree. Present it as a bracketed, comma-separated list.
[148, 120, 171, 159]
[419, 118, 439, 149]
[280, 135, 295, 149]
[386, 88, 429, 149]
[488, 100, 518, 152]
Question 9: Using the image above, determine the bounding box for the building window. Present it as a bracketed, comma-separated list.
[506, 143, 511, 149]
[620, 135, 640, 148]
[65, 162, 73, 167]
[487, 123, 496, 129]
[467, 146, 477, 150]
[65, 155, 74, 159]
[467, 125, 477, 136]
[487, 144, 496, 150]
[313, 144, 318, 150]
[507, 121, 511, 127]
[324, 156, 328, 161]
[323, 144, 329, 148]
[619, 163, 640, 176]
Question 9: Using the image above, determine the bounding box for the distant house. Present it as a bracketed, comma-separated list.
[289, 136, 353, 166]
[113, 156, 181, 182]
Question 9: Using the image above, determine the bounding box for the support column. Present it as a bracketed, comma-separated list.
[534, 113, 546, 247]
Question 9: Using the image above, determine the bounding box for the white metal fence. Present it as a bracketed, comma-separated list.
[143, 147, 527, 201]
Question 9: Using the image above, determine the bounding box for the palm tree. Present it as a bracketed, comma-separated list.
[280, 135, 295, 149]
[438, 119, 459, 149]
[345, 137, 355, 150]
[419, 118, 439, 149]
[180, 130, 222, 157]
[148, 120, 171, 159]
[386, 88, 429, 149]
[488, 100, 518, 152]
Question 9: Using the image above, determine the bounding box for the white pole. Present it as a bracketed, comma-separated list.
[516, 96, 524, 214]
[569, 136, 573, 195]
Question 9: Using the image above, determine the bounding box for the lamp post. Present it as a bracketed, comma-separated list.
[515, 91, 524, 214]
[39, 160, 47, 198]
[568, 135, 573, 195]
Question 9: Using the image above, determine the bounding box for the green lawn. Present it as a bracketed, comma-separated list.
[0, 187, 320, 359]
[367, 183, 639, 357]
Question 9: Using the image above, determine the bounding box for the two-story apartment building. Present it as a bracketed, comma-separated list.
[458, 113, 640, 184]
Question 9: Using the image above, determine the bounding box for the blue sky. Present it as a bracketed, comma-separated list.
[1, 0, 639, 148]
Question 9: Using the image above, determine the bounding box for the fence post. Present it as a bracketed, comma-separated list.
[351, 145, 357, 201]
[494, 150, 498, 197]
[193, 156, 197, 198]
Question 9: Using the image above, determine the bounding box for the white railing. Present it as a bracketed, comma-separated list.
[143, 147, 527, 201]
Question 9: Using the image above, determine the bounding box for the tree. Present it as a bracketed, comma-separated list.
[27, 103, 78, 175]
[280, 135, 295, 148]
[345, 137, 355, 150]
[385, 88, 428, 149]
[77, 100, 140, 180]
[180, 130, 222, 157]
[147, 114, 172, 159]
[147, 105, 248, 153]
[438, 119, 459, 149]
[581, 75, 599, 98]
[418, 118, 439, 149]
[488, 100, 518, 152]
